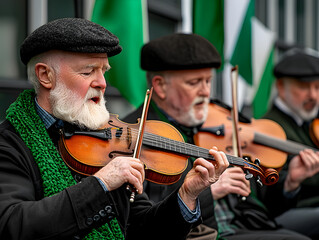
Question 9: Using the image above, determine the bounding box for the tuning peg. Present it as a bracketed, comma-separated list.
[254, 158, 260, 165]
[256, 175, 263, 187]
[245, 170, 253, 180]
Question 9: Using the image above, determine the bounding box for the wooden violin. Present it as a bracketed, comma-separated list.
[194, 101, 319, 171]
[58, 114, 279, 187]
[310, 118, 319, 148]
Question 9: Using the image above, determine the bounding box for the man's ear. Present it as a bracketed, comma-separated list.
[276, 78, 285, 99]
[35, 63, 54, 89]
[152, 76, 167, 99]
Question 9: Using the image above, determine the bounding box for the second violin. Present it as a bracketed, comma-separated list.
[194, 101, 318, 171]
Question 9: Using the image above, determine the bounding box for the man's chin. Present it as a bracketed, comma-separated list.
[178, 116, 205, 127]
[295, 107, 318, 121]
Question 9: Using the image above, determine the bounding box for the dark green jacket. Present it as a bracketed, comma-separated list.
[123, 101, 294, 232]
[264, 104, 319, 207]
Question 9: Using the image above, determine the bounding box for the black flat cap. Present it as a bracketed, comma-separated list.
[274, 48, 319, 81]
[141, 33, 221, 71]
[20, 18, 122, 65]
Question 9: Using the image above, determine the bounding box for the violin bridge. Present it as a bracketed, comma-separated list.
[115, 127, 123, 138]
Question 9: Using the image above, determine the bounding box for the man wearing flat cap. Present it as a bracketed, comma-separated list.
[263, 48, 319, 239]
[124, 34, 310, 240]
[0, 18, 230, 240]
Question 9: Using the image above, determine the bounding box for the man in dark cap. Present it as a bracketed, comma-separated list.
[123, 34, 310, 240]
[125, 34, 222, 240]
[263, 48, 319, 239]
[0, 18, 230, 240]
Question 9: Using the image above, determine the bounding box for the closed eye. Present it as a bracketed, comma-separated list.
[187, 79, 200, 86]
[81, 70, 93, 76]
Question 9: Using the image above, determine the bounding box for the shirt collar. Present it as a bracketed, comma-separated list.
[34, 97, 57, 129]
[274, 97, 304, 126]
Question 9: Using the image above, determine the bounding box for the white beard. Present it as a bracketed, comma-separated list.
[290, 103, 319, 121]
[49, 81, 110, 130]
[285, 86, 319, 121]
[176, 97, 209, 127]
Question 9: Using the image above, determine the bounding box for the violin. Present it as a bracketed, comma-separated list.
[194, 101, 319, 171]
[310, 118, 319, 147]
[58, 114, 279, 186]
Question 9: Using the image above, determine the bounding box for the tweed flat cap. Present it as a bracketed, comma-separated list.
[274, 48, 319, 81]
[20, 18, 122, 65]
[141, 33, 221, 71]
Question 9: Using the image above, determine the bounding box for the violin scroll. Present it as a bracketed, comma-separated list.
[264, 168, 280, 186]
[240, 157, 279, 186]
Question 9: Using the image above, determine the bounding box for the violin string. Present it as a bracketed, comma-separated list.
[143, 132, 246, 166]
[109, 127, 246, 166]
[116, 129, 239, 165]
[123, 129, 245, 165]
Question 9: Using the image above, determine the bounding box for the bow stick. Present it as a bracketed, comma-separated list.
[128, 87, 153, 202]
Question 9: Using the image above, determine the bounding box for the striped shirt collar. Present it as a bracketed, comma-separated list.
[34, 97, 57, 129]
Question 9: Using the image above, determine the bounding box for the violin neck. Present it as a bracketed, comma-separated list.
[143, 133, 245, 167]
[253, 132, 318, 155]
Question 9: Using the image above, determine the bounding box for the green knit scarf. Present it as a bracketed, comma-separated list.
[6, 89, 124, 240]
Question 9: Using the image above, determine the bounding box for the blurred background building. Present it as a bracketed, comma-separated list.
[0, 0, 319, 121]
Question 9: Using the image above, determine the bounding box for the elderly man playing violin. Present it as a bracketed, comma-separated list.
[124, 34, 311, 240]
[0, 18, 230, 240]
[263, 48, 319, 240]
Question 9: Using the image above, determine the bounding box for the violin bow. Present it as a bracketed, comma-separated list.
[231, 66, 249, 200]
[230, 66, 263, 189]
[230, 66, 242, 158]
[128, 87, 153, 202]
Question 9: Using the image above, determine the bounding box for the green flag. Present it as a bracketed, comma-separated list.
[192, 0, 275, 119]
[193, 0, 224, 70]
[251, 18, 275, 118]
[91, 0, 147, 108]
[230, 0, 254, 85]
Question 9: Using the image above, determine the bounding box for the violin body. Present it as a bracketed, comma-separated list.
[310, 118, 319, 147]
[59, 114, 188, 185]
[194, 102, 287, 170]
[194, 102, 319, 173]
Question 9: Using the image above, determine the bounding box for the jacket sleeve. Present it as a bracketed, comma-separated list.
[0, 128, 117, 240]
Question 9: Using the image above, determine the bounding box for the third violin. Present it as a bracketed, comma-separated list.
[194, 100, 318, 171]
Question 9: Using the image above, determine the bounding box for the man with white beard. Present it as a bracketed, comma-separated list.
[124, 34, 221, 239]
[263, 48, 319, 239]
[0, 18, 230, 240]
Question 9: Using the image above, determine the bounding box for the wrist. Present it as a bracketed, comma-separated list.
[93, 176, 109, 192]
[178, 186, 197, 210]
[210, 186, 221, 200]
[284, 174, 300, 192]
[94, 172, 110, 191]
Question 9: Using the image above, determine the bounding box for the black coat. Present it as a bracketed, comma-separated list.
[0, 119, 197, 240]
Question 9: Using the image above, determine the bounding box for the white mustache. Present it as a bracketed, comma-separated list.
[192, 97, 209, 105]
[85, 88, 103, 102]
